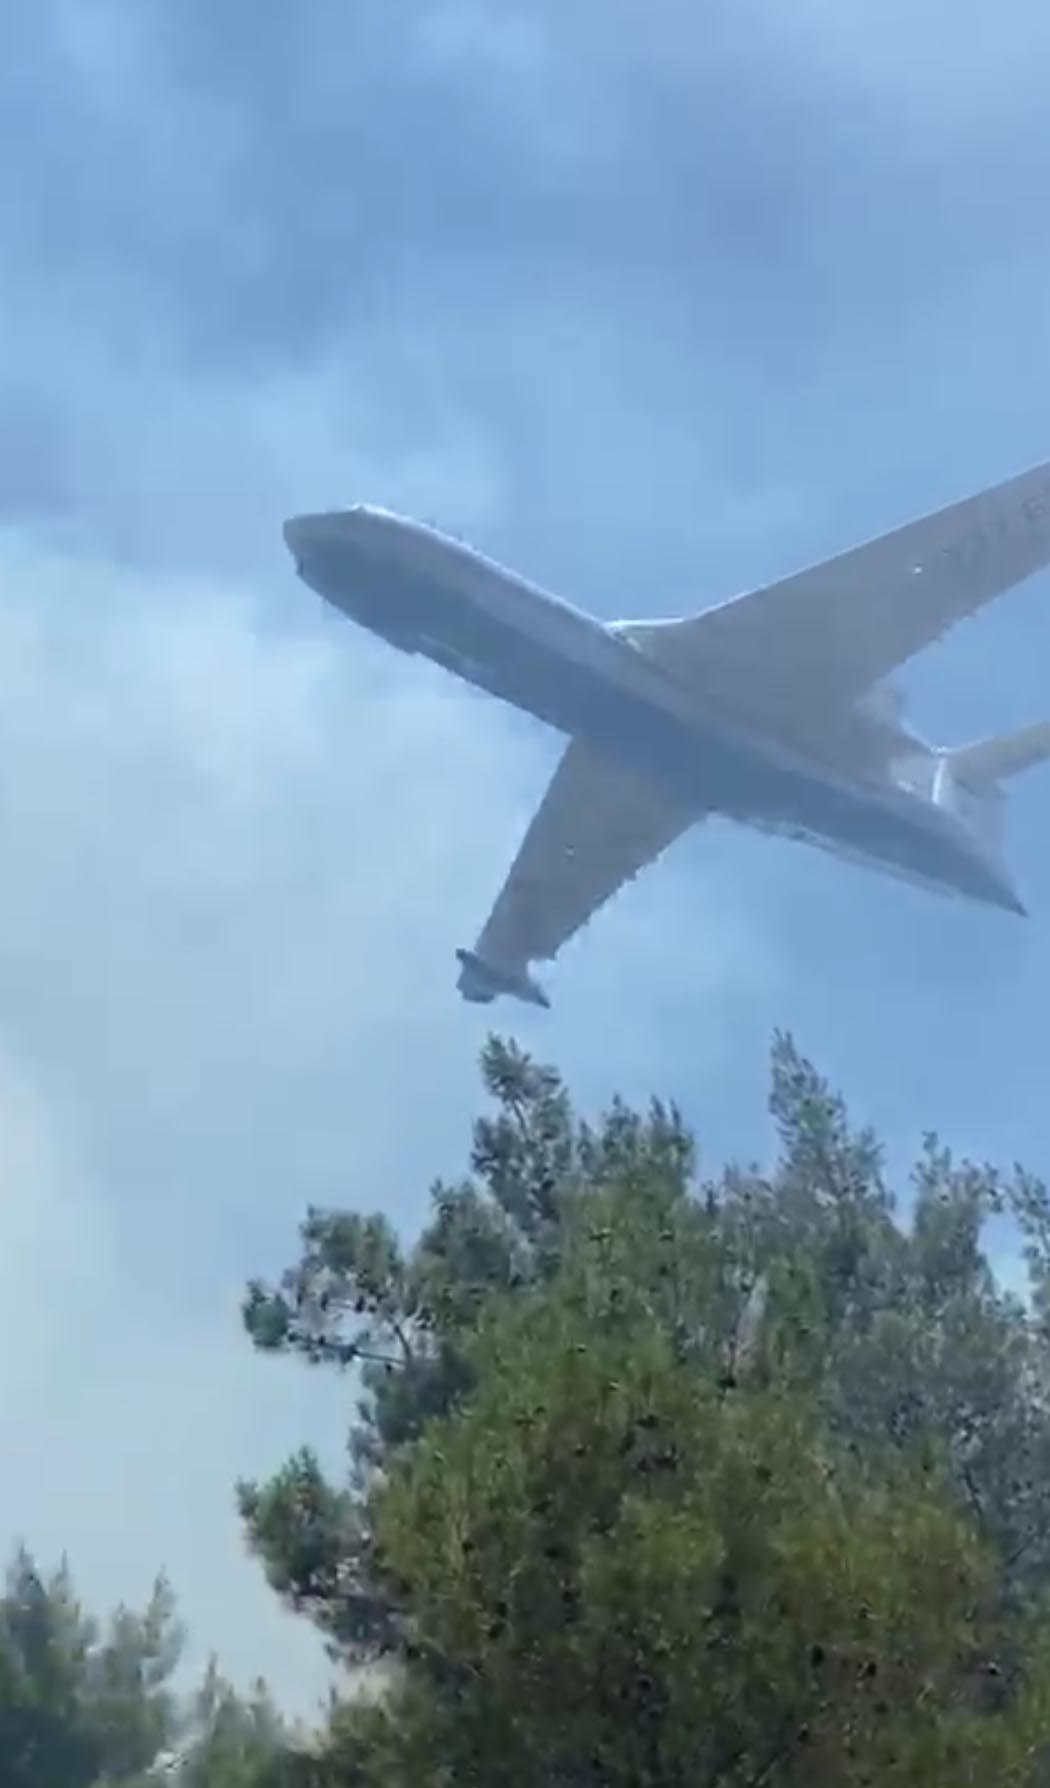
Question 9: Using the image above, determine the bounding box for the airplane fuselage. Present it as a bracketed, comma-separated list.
[284, 506, 1021, 916]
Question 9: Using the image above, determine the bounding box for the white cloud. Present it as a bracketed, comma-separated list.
[0, 534, 522, 1708]
[0, 1009, 335, 1710]
[410, 4, 613, 162]
[0, 1051, 105, 1388]
[751, 0, 1050, 119]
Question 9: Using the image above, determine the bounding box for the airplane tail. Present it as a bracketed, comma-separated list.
[934, 722, 1050, 880]
[943, 721, 1050, 788]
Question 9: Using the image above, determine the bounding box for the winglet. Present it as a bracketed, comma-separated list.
[455, 949, 551, 1009]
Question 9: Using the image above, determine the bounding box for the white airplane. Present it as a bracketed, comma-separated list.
[284, 462, 1050, 1008]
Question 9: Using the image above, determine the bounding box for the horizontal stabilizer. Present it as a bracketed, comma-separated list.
[946, 722, 1050, 787]
[455, 949, 551, 1010]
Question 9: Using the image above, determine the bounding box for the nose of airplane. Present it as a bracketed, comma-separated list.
[282, 516, 309, 557]
[282, 506, 378, 560]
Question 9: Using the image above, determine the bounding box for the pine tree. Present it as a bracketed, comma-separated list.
[238, 1035, 1050, 1783]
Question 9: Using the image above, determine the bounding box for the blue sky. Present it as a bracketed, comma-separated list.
[4, 0, 1050, 1716]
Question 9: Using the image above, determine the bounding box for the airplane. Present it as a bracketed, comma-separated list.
[283, 460, 1050, 1009]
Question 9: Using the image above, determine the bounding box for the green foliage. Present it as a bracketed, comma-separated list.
[240, 1031, 1050, 1781]
[167, 1662, 306, 1788]
[235, 1451, 368, 1657]
[356, 1285, 1044, 1784]
[0, 1547, 182, 1786]
[0, 1549, 311, 1788]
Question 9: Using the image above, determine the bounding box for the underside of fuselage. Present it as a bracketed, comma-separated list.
[742, 809, 1019, 912]
[287, 512, 1023, 920]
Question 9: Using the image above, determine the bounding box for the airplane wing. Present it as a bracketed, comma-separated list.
[458, 738, 699, 1003]
[623, 459, 1050, 699]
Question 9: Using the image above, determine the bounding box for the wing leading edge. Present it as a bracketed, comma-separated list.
[621, 459, 1050, 698]
[457, 738, 700, 1006]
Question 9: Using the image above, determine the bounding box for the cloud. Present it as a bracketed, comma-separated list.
[0, 1050, 104, 1386]
[755, 0, 1050, 115]
[0, 531, 524, 1707]
[0, 1008, 337, 1711]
